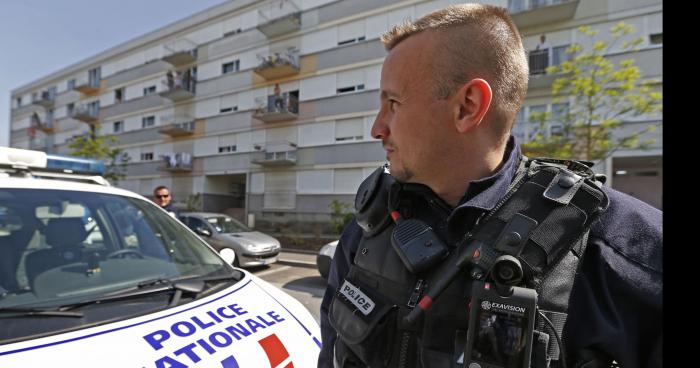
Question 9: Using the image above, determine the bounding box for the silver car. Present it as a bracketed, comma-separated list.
[179, 212, 281, 267]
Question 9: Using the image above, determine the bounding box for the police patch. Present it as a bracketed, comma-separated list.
[339, 280, 376, 315]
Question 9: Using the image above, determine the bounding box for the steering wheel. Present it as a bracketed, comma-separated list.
[106, 249, 145, 260]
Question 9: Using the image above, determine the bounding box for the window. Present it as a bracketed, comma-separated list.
[218, 145, 237, 153]
[223, 28, 243, 38]
[67, 103, 75, 116]
[115, 88, 124, 103]
[113, 121, 123, 133]
[337, 36, 366, 46]
[15, 97, 21, 108]
[220, 106, 238, 114]
[222, 60, 240, 74]
[143, 86, 156, 96]
[337, 84, 365, 94]
[552, 45, 571, 67]
[335, 118, 364, 142]
[140, 152, 154, 161]
[650, 33, 662, 45]
[67, 79, 76, 90]
[142, 116, 155, 128]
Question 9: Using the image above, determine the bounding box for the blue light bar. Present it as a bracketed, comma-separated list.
[45, 155, 106, 175]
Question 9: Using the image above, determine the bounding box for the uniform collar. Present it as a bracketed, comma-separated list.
[455, 135, 522, 212]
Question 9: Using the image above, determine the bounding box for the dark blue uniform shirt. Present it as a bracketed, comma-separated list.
[319, 137, 662, 368]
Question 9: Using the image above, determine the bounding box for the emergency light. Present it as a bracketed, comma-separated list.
[0, 147, 106, 175]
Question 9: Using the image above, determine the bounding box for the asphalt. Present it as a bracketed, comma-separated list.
[278, 248, 318, 269]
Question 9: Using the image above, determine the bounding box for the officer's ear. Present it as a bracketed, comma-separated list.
[453, 78, 492, 134]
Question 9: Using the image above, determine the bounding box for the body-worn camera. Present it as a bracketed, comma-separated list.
[464, 281, 537, 368]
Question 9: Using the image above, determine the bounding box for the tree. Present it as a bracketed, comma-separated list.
[329, 199, 354, 235]
[521, 22, 662, 162]
[67, 124, 130, 184]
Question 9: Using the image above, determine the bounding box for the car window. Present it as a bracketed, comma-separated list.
[206, 215, 250, 233]
[187, 217, 209, 232]
[0, 189, 230, 309]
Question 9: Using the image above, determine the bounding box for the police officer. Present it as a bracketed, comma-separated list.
[153, 185, 179, 217]
[318, 4, 662, 368]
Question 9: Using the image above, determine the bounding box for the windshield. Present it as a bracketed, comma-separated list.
[206, 215, 251, 233]
[0, 189, 230, 310]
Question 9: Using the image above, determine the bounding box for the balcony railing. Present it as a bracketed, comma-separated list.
[528, 49, 549, 75]
[31, 91, 55, 108]
[253, 92, 299, 123]
[162, 39, 198, 66]
[508, 0, 579, 28]
[251, 141, 298, 166]
[257, 0, 301, 38]
[30, 113, 55, 134]
[74, 75, 100, 94]
[159, 152, 193, 172]
[160, 71, 196, 101]
[254, 49, 300, 79]
[70, 104, 100, 124]
[158, 115, 195, 137]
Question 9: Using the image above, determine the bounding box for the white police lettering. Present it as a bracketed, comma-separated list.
[339, 280, 375, 315]
[484, 302, 526, 314]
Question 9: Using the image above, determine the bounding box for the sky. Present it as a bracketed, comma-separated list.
[0, 0, 231, 147]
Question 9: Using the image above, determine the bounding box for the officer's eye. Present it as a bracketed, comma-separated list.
[389, 100, 399, 112]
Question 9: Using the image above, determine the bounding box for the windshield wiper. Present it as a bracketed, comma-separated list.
[0, 307, 83, 318]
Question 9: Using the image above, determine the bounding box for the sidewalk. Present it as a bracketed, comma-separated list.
[278, 248, 317, 269]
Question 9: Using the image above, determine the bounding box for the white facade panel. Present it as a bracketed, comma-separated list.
[365, 13, 389, 40]
[365, 64, 381, 90]
[116, 179, 140, 194]
[334, 168, 364, 194]
[250, 172, 265, 194]
[335, 118, 364, 140]
[99, 92, 113, 107]
[298, 122, 333, 147]
[298, 170, 333, 194]
[415, 0, 449, 18]
[219, 133, 237, 147]
[252, 129, 266, 146]
[266, 171, 296, 191]
[185, 23, 222, 45]
[198, 61, 220, 80]
[301, 27, 336, 55]
[238, 10, 259, 30]
[194, 136, 218, 156]
[267, 126, 298, 143]
[648, 13, 662, 36]
[301, 0, 336, 9]
[241, 47, 267, 71]
[389, 6, 415, 27]
[364, 116, 375, 141]
[220, 93, 239, 109]
[338, 19, 365, 43]
[237, 131, 253, 152]
[154, 143, 174, 157]
[337, 68, 364, 88]
[124, 116, 141, 132]
[300, 74, 336, 101]
[195, 97, 221, 118]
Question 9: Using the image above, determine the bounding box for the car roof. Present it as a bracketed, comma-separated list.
[0, 176, 147, 201]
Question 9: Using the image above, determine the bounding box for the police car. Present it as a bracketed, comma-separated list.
[0, 147, 321, 367]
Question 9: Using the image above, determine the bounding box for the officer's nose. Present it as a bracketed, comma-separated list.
[371, 110, 389, 140]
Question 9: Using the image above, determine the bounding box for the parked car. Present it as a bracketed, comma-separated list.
[316, 240, 338, 279]
[0, 148, 320, 367]
[179, 212, 281, 268]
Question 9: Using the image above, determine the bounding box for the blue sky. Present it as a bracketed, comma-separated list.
[0, 0, 230, 146]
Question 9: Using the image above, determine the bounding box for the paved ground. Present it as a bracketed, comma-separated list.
[248, 249, 327, 324]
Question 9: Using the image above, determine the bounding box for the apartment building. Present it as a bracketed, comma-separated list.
[9, 0, 663, 233]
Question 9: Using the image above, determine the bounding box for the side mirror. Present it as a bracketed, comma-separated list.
[195, 227, 212, 237]
[219, 248, 236, 265]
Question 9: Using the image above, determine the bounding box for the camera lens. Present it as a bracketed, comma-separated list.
[492, 255, 523, 286]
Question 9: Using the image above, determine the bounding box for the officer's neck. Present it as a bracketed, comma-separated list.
[429, 145, 506, 208]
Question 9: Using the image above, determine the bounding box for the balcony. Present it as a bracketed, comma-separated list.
[30, 113, 55, 134]
[508, 0, 580, 28]
[158, 115, 195, 137]
[159, 71, 196, 101]
[31, 91, 55, 108]
[74, 76, 100, 94]
[159, 152, 193, 172]
[251, 141, 297, 167]
[256, 0, 301, 38]
[70, 104, 100, 124]
[253, 92, 299, 123]
[254, 49, 300, 79]
[162, 39, 198, 66]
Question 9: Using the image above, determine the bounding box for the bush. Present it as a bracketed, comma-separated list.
[330, 200, 354, 235]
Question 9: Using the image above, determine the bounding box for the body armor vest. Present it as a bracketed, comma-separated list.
[329, 157, 610, 368]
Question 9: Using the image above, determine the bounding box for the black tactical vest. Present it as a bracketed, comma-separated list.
[329, 157, 610, 368]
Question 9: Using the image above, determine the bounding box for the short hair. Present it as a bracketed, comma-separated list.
[153, 185, 169, 194]
[380, 4, 529, 140]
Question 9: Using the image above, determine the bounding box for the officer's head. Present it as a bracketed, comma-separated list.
[371, 4, 528, 192]
[153, 185, 172, 208]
